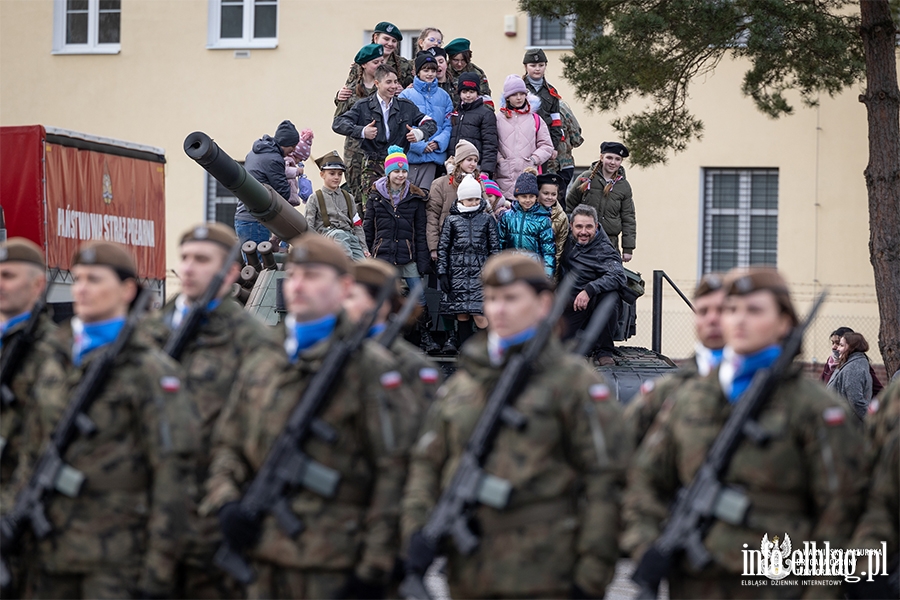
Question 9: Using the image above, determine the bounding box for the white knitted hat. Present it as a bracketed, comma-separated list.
[456, 174, 483, 200]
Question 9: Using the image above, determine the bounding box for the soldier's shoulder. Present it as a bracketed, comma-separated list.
[358, 338, 402, 372]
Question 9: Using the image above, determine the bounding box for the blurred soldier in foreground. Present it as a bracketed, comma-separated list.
[203, 234, 419, 599]
[343, 258, 442, 412]
[145, 223, 281, 598]
[402, 252, 630, 598]
[23, 241, 200, 599]
[623, 273, 726, 448]
[624, 267, 867, 598]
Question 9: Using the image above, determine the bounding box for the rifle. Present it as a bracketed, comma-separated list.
[399, 274, 577, 600]
[0, 287, 153, 590]
[164, 241, 242, 361]
[0, 271, 56, 407]
[213, 276, 398, 584]
[631, 290, 828, 599]
[375, 281, 423, 349]
[573, 293, 620, 357]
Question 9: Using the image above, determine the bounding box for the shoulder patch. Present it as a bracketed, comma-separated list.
[380, 370, 402, 390]
[160, 375, 181, 393]
[867, 399, 880, 415]
[589, 383, 610, 402]
[823, 406, 846, 426]
[640, 380, 655, 394]
[419, 367, 439, 384]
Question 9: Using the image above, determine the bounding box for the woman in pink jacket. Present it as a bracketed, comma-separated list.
[494, 74, 554, 199]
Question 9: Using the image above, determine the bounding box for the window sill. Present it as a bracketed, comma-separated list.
[207, 39, 278, 50]
[52, 45, 121, 55]
[525, 44, 573, 51]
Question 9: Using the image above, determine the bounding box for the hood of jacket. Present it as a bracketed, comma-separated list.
[373, 177, 426, 203]
[499, 92, 541, 114]
[252, 134, 284, 156]
[413, 76, 439, 95]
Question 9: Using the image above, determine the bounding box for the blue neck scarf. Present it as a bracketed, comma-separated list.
[72, 317, 126, 366]
[367, 322, 387, 339]
[284, 314, 338, 363]
[488, 326, 537, 365]
[172, 295, 221, 329]
[726, 344, 781, 403]
[0, 311, 32, 347]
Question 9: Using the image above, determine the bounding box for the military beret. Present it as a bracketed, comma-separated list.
[536, 172, 564, 191]
[723, 267, 798, 326]
[373, 21, 403, 41]
[523, 48, 548, 64]
[315, 150, 346, 171]
[694, 272, 726, 299]
[600, 141, 629, 158]
[482, 251, 551, 290]
[72, 240, 137, 279]
[179, 222, 238, 250]
[0, 237, 45, 268]
[354, 43, 384, 65]
[444, 38, 470, 56]
[286, 233, 352, 275]
[353, 258, 402, 298]
[425, 46, 447, 59]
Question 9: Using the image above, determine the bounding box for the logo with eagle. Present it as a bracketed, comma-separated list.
[761, 533, 792, 580]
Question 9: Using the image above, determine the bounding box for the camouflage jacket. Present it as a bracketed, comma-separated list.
[203, 313, 420, 584]
[388, 336, 442, 413]
[345, 52, 413, 89]
[144, 297, 282, 561]
[623, 366, 867, 582]
[1, 313, 59, 504]
[623, 356, 699, 448]
[523, 76, 563, 153]
[402, 334, 630, 598]
[26, 323, 201, 596]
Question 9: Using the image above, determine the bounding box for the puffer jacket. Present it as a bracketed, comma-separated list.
[448, 97, 499, 176]
[561, 230, 627, 299]
[437, 199, 500, 314]
[566, 164, 636, 254]
[426, 172, 490, 252]
[237, 135, 289, 222]
[399, 77, 454, 166]
[494, 96, 553, 199]
[364, 178, 431, 275]
[498, 201, 555, 277]
[827, 352, 873, 420]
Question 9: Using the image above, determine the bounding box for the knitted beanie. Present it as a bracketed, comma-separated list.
[480, 173, 503, 199]
[453, 139, 479, 163]
[456, 174, 482, 200]
[273, 120, 300, 147]
[384, 145, 408, 175]
[514, 171, 539, 197]
[502, 74, 528, 99]
[291, 129, 314, 162]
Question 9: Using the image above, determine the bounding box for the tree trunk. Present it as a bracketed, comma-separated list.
[859, 0, 900, 378]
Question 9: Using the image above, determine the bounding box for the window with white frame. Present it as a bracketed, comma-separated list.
[206, 172, 241, 226]
[701, 168, 778, 274]
[528, 15, 575, 49]
[208, 0, 278, 49]
[363, 30, 421, 60]
[52, 0, 121, 55]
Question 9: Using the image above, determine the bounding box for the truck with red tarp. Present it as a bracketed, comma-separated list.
[0, 125, 166, 318]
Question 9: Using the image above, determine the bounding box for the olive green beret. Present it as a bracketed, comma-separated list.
[179, 222, 238, 250]
[353, 258, 401, 298]
[0, 237, 45, 268]
[523, 48, 548, 64]
[373, 21, 402, 41]
[444, 38, 471, 56]
[694, 272, 725, 299]
[354, 43, 385, 65]
[482, 251, 550, 289]
[723, 267, 798, 326]
[287, 233, 352, 275]
[72, 241, 137, 279]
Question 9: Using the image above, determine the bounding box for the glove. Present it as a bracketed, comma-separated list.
[438, 274, 450, 292]
[405, 530, 437, 575]
[333, 573, 385, 599]
[217, 501, 261, 552]
[570, 583, 599, 599]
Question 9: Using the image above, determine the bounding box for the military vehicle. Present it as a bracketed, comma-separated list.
[184, 131, 681, 402]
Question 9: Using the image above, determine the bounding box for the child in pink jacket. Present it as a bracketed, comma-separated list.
[494, 74, 553, 199]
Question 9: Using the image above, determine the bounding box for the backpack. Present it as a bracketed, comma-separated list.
[559, 100, 584, 149]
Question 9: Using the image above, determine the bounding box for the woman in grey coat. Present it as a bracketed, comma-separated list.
[827, 331, 873, 420]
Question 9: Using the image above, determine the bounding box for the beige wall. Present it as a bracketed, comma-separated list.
[1, 0, 888, 362]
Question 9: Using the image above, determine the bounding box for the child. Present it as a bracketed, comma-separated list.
[498, 170, 555, 278]
[537, 172, 568, 279]
[426, 140, 483, 260]
[437, 173, 500, 353]
[522, 49, 563, 174]
[306, 151, 368, 261]
[448, 72, 498, 177]
[494, 75, 553, 200]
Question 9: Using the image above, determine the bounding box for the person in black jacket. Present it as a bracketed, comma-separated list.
[333, 64, 437, 206]
[560, 204, 627, 365]
[448, 72, 498, 178]
[235, 119, 299, 247]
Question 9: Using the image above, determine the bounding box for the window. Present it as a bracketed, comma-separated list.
[700, 168, 778, 274]
[52, 0, 121, 55]
[362, 30, 421, 60]
[207, 172, 240, 226]
[208, 0, 278, 49]
[528, 15, 575, 49]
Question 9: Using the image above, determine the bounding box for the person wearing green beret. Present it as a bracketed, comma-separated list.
[445, 37, 492, 100]
[343, 21, 413, 91]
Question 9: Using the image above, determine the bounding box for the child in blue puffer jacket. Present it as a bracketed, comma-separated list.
[497, 169, 555, 277]
[399, 53, 453, 191]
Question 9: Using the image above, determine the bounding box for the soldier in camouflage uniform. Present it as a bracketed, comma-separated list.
[522, 49, 564, 175]
[343, 22, 413, 89]
[203, 234, 420, 599]
[402, 252, 630, 599]
[623, 268, 868, 598]
[625, 273, 726, 446]
[144, 223, 281, 599]
[22, 241, 200, 599]
[343, 258, 442, 412]
[444, 38, 491, 100]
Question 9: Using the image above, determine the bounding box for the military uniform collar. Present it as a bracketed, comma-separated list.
[459, 331, 561, 380]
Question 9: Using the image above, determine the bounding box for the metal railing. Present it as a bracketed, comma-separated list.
[651, 270, 695, 354]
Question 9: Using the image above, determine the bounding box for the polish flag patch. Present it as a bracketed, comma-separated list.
[160, 376, 181, 393]
[640, 380, 655, 395]
[823, 407, 846, 426]
[380, 371, 402, 389]
[867, 399, 880, 415]
[419, 368, 439, 384]
[589, 384, 610, 402]
[352, 213, 362, 227]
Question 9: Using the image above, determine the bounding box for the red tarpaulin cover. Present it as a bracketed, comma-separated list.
[0, 125, 45, 247]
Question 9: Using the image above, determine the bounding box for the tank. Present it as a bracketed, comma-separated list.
[183, 131, 307, 241]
